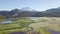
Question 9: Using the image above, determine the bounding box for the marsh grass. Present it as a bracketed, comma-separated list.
[0, 17, 60, 34]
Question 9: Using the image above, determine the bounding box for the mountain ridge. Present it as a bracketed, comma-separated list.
[0, 7, 60, 18]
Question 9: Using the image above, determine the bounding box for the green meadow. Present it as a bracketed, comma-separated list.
[0, 17, 60, 34]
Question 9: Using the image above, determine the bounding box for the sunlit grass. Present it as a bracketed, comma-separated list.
[0, 17, 60, 34]
[0, 24, 20, 31]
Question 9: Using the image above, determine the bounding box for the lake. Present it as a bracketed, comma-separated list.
[0, 20, 13, 24]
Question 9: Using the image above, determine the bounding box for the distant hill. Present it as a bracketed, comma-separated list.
[0, 11, 15, 18]
[44, 7, 60, 17]
[0, 7, 60, 18]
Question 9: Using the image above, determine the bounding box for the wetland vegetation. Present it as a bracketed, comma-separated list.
[0, 17, 60, 34]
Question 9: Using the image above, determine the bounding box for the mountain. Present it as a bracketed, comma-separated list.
[0, 7, 44, 18]
[0, 7, 60, 18]
[44, 7, 60, 17]
[0, 11, 15, 18]
[20, 7, 35, 11]
[18, 7, 44, 17]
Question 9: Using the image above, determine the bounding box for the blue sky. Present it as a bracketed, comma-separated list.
[0, 0, 60, 11]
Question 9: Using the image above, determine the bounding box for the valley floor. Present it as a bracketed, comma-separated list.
[0, 17, 60, 34]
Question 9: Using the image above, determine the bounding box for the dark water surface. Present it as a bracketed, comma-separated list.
[48, 29, 60, 34]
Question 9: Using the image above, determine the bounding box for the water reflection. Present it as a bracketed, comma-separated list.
[1, 20, 13, 24]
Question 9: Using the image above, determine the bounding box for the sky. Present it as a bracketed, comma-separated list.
[0, 0, 60, 11]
